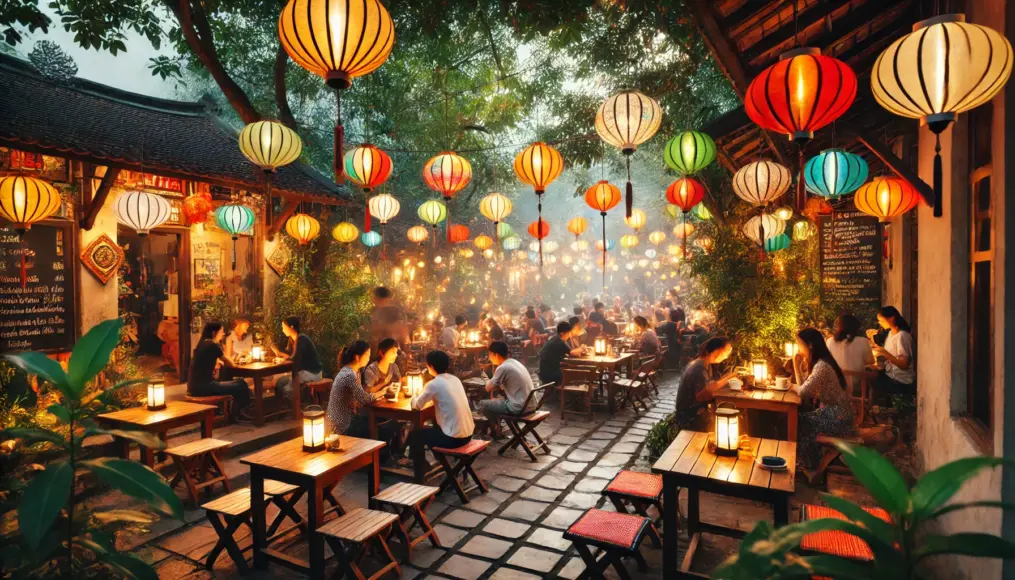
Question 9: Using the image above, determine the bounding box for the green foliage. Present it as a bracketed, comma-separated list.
[1, 319, 183, 579]
[644, 412, 678, 459]
[713, 441, 1015, 579]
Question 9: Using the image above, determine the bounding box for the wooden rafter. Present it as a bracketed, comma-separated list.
[854, 132, 935, 206]
[268, 199, 299, 239]
[80, 165, 121, 231]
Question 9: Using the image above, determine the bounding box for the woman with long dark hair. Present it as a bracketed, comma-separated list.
[825, 313, 875, 391]
[870, 306, 915, 395]
[793, 328, 855, 469]
[272, 316, 324, 401]
[188, 322, 250, 419]
[326, 340, 382, 436]
[675, 336, 735, 431]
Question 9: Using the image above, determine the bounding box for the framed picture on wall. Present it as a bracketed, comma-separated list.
[193, 258, 223, 296]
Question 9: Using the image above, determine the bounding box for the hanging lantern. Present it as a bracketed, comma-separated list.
[238, 120, 302, 173]
[666, 177, 705, 212]
[447, 224, 470, 244]
[423, 152, 472, 199]
[406, 225, 429, 245]
[733, 161, 792, 207]
[527, 220, 549, 240]
[479, 192, 513, 225]
[773, 206, 794, 221]
[332, 221, 359, 243]
[214, 203, 256, 270]
[345, 144, 393, 192]
[496, 222, 514, 239]
[594, 239, 616, 252]
[361, 230, 382, 247]
[474, 235, 493, 251]
[663, 130, 716, 175]
[571, 240, 589, 252]
[502, 235, 521, 251]
[596, 89, 662, 218]
[367, 193, 400, 224]
[567, 217, 587, 238]
[663, 205, 680, 220]
[693, 204, 712, 221]
[667, 244, 684, 257]
[624, 209, 647, 231]
[585, 180, 621, 293]
[854, 177, 920, 222]
[279, 0, 394, 182]
[764, 233, 791, 253]
[620, 234, 639, 249]
[418, 200, 447, 226]
[182, 192, 213, 226]
[459, 248, 475, 259]
[114, 190, 171, 235]
[286, 213, 321, 245]
[804, 149, 869, 198]
[793, 220, 817, 241]
[694, 236, 714, 253]
[672, 223, 695, 240]
[514, 142, 564, 194]
[802, 197, 834, 220]
[0, 175, 62, 287]
[648, 231, 666, 246]
[742, 214, 787, 256]
[872, 14, 1012, 217]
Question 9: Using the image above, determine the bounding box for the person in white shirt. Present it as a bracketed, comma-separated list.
[410, 350, 474, 450]
[438, 318, 461, 356]
[478, 341, 534, 424]
[871, 306, 915, 395]
[825, 313, 875, 392]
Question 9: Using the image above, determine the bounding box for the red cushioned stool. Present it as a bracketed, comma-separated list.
[602, 470, 666, 529]
[432, 439, 490, 504]
[564, 508, 660, 578]
[799, 504, 892, 561]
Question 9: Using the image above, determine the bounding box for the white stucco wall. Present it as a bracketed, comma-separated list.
[77, 183, 120, 334]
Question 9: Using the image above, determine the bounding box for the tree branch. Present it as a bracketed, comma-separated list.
[477, 11, 505, 77]
[169, 0, 261, 124]
[275, 45, 297, 130]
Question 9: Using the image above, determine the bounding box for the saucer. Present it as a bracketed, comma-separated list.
[756, 458, 788, 472]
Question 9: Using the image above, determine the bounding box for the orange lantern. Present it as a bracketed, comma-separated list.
[406, 225, 429, 245]
[423, 152, 472, 200]
[854, 177, 920, 222]
[527, 220, 549, 240]
[474, 235, 493, 251]
[182, 191, 212, 225]
[344, 144, 392, 192]
[447, 224, 470, 244]
[585, 180, 621, 293]
[567, 216, 587, 238]
[514, 142, 564, 194]
[666, 177, 705, 213]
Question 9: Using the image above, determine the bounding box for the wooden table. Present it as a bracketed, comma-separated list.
[96, 401, 216, 467]
[564, 352, 635, 415]
[244, 436, 384, 580]
[713, 386, 802, 440]
[226, 361, 292, 426]
[366, 397, 438, 483]
[652, 430, 796, 580]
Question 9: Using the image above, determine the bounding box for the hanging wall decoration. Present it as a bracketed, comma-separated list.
[595, 89, 662, 218]
[81, 233, 124, 284]
[266, 241, 293, 277]
[663, 130, 716, 175]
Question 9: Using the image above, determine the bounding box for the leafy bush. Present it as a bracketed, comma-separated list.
[644, 413, 678, 459]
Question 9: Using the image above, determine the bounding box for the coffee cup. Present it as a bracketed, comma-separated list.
[775, 377, 789, 390]
[728, 378, 743, 391]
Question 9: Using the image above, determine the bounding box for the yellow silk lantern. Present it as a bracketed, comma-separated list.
[479, 192, 513, 224]
[567, 217, 587, 237]
[286, 213, 321, 245]
[648, 231, 666, 246]
[624, 208, 647, 231]
[406, 225, 429, 245]
[238, 120, 302, 173]
[332, 221, 359, 243]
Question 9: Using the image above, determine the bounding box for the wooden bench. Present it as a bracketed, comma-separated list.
[317, 508, 401, 580]
[203, 488, 256, 575]
[185, 395, 234, 425]
[432, 439, 490, 504]
[496, 382, 553, 462]
[373, 483, 441, 561]
[165, 438, 232, 507]
[564, 508, 660, 579]
[602, 470, 666, 527]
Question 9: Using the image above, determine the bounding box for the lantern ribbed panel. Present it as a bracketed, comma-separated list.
[0, 175, 62, 229]
[693, 204, 712, 220]
[238, 121, 302, 172]
[423, 152, 472, 198]
[214, 204, 256, 238]
[854, 177, 920, 222]
[745, 48, 857, 141]
[872, 15, 1013, 121]
[367, 193, 400, 223]
[447, 224, 470, 243]
[733, 161, 792, 206]
[513, 142, 564, 193]
[527, 220, 549, 240]
[114, 191, 171, 235]
[742, 214, 786, 244]
[479, 193, 513, 222]
[567, 217, 587, 237]
[417, 200, 447, 226]
[332, 221, 359, 243]
[804, 149, 869, 198]
[345, 145, 392, 191]
[585, 181, 621, 213]
[666, 177, 706, 212]
[286, 213, 321, 245]
[496, 222, 514, 239]
[624, 209, 646, 230]
[361, 230, 382, 247]
[595, 90, 662, 153]
[663, 131, 716, 174]
[648, 231, 666, 246]
[406, 225, 429, 244]
[474, 235, 493, 250]
[764, 233, 791, 252]
[278, 0, 394, 88]
[671, 223, 695, 239]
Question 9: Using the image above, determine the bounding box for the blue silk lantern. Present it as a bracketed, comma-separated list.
[213, 203, 255, 269]
[804, 149, 868, 199]
[502, 235, 521, 251]
[764, 233, 791, 253]
[361, 230, 382, 247]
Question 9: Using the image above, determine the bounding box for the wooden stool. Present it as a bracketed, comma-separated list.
[305, 378, 333, 406]
[810, 434, 865, 487]
[203, 487, 255, 575]
[564, 508, 660, 578]
[432, 439, 490, 504]
[373, 483, 441, 561]
[602, 470, 666, 526]
[317, 508, 401, 580]
[264, 480, 305, 540]
[185, 395, 234, 425]
[165, 438, 232, 507]
[800, 504, 891, 561]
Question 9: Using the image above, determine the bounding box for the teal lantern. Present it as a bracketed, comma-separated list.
[502, 235, 521, 251]
[804, 149, 868, 199]
[663, 131, 716, 175]
[214, 203, 255, 269]
[764, 233, 791, 253]
[496, 222, 514, 239]
[361, 231, 382, 247]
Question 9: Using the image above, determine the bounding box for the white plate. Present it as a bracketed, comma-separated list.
[756, 459, 788, 472]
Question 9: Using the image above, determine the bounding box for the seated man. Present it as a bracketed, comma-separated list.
[537, 321, 587, 386]
[478, 341, 534, 433]
[588, 302, 618, 336]
[410, 350, 475, 450]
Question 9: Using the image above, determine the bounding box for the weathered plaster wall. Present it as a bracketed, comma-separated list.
[77, 183, 120, 334]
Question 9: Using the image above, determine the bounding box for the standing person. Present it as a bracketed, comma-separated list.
[869, 306, 915, 395]
[537, 321, 587, 386]
[825, 314, 875, 391]
[631, 316, 660, 355]
[370, 287, 406, 347]
[675, 337, 734, 431]
[540, 304, 557, 327]
[792, 328, 855, 468]
[188, 322, 250, 420]
[223, 317, 253, 363]
[478, 341, 535, 435]
[409, 351, 475, 450]
[272, 316, 324, 401]
[655, 310, 682, 359]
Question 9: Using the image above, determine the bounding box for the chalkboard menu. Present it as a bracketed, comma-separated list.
[0, 224, 76, 352]
[819, 210, 881, 309]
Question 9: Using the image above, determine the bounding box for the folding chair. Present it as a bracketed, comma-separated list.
[432, 439, 490, 504]
[611, 360, 653, 415]
[559, 365, 600, 422]
[497, 382, 553, 461]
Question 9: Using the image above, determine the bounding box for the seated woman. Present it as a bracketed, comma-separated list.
[566, 316, 586, 349]
[272, 316, 323, 401]
[792, 328, 855, 469]
[631, 316, 660, 355]
[675, 337, 734, 431]
[326, 341, 401, 449]
[524, 308, 546, 340]
[870, 306, 915, 396]
[188, 322, 250, 419]
[223, 317, 253, 363]
[483, 316, 505, 341]
[825, 313, 875, 392]
[362, 338, 402, 396]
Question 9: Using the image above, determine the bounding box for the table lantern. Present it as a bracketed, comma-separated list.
[467, 330, 481, 344]
[714, 403, 741, 457]
[783, 342, 798, 358]
[302, 405, 327, 452]
[407, 373, 424, 397]
[594, 337, 608, 356]
[147, 377, 166, 411]
[752, 360, 769, 384]
[251, 345, 264, 362]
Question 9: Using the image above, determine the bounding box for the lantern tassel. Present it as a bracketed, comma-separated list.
[624, 156, 633, 219]
[601, 212, 607, 295]
[364, 205, 372, 233]
[538, 197, 544, 271]
[333, 91, 345, 183]
[933, 134, 943, 217]
[231, 236, 238, 270]
[796, 146, 805, 212]
[759, 219, 766, 260]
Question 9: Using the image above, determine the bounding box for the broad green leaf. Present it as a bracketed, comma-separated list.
[915, 533, 1015, 562]
[47, 404, 71, 424]
[18, 460, 72, 549]
[3, 351, 71, 400]
[911, 457, 1013, 519]
[83, 427, 165, 450]
[0, 427, 67, 448]
[68, 318, 124, 396]
[820, 493, 898, 546]
[834, 440, 911, 516]
[85, 377, 147, 406]
[83, 458, 184, 519]
[930, 500, 1015, 520]
[92, 509, 158, 525]
[785, 554, 874, 580]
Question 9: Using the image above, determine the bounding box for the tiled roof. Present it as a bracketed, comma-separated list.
[0, 53, 348, 202]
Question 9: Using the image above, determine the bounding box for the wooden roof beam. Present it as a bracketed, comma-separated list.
[741, 0, 842, 64]
[80, 165, 121, 231]
[854, 131, 934, 206]
[268, 199, 299, 240]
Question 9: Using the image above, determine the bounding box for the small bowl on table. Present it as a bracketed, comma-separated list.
[758, 455, 787, 471]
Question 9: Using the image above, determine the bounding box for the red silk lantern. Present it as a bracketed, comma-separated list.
[182, 192, 212, 225]
[665, 177, 705, 213]
[527, 220, 550, 240]
[447, 224, 470, 244]
[345, 144, 392, 192]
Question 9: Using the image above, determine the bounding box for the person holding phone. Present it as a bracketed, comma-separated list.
[675, 337, 735, 431]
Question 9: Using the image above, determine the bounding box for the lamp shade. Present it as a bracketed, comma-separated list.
[332, 221, 359, 243]
[620, 234, 639, 249]
[423, 152, 472, 199]
[473, 235, 493, 251]
[733, 160, 792, 207]
[361, 230, 382, 247]
[567, 217, 587, 237]
[479, 192, 513, 223]
[773, 205, 794, 221]
[764, 233, 791, 252]
[238, 120, 302, 172]
[527, 220, 549, 240]
[745, 48, 857, 143]
[595, 90, 662, 153]
[666, 177, 705, 213]
[344, 144, 392, 192]
[417, 200, 447, 226]
[585, 181, 622, 213]
[278, 0, 394, 89]
[114, 191, 171, 235]
[214, 203, 256, 239]
[496, 222, 514, 239]
[663, 205, 680, 220]
[447, 224, 470, 244]
[853, 177, 920, 222]
[804, 149, 869, 198]
[367, 193, 400, 224]
[648, 230, 666, 246]
[671, 223, 695, 239]
[594, 239, 615, 251]
[183, 192, 213, 225]
[742, 214, 786, 244]
[624, 209, 646, 231]
[694, 236, 714, 252]
[513, 142, 564, 194]
[502, 235, 521, 250]
[406, 225, 429, 244]
[0, 175, 62, 230]
[663, 130, 716, 175]
[286, 213, 321, 245]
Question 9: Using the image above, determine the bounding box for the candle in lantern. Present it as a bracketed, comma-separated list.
[783, 342, 798, 358]
[714, 403, 740, 456]
[467, 329, 481, 344]
[407, 373, 424, 397]
[302, 405, 326, 452]
[594, 337, 608, 356]
[752, 360, 769, 384]
[251, 345, 264, 362]
[147, 377, 166, 411]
